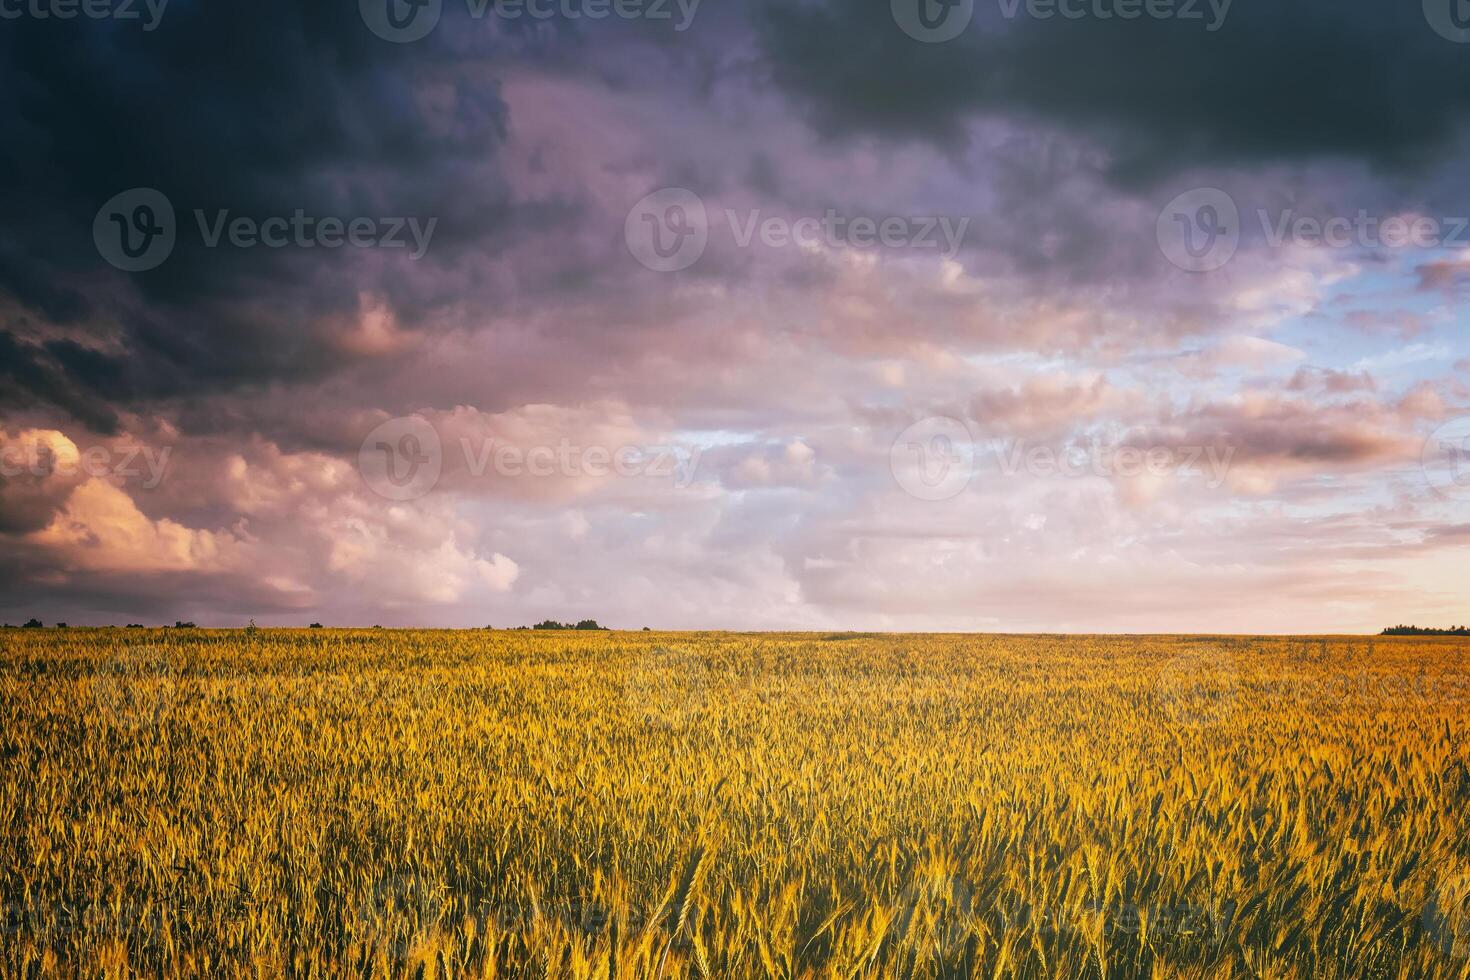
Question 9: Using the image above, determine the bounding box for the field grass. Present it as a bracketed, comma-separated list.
[2, 629, 1469, 978]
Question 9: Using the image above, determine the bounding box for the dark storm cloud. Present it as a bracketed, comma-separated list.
[0, 332, 120, 433]
[754, 0, 1470, 182]
[5, 0, 1469, 440]
[0, 1, 513, 425]
[0, 562, 306, 626]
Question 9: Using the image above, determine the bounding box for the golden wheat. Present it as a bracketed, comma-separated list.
[1, 629, 1467, 978]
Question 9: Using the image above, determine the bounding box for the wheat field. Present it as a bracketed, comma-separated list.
[1, 629, 1468, 978]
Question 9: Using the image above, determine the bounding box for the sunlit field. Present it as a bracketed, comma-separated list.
[2, 629, 1469, 978]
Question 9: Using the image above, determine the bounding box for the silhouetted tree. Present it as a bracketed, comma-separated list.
[1381, 624, 1470, 636]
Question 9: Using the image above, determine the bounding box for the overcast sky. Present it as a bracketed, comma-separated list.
[1, 0, 1468, 630]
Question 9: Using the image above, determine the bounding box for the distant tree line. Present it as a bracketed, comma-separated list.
[5, 618, 629, 631]
[1381, 625, 1470, 636]
[5, 620, 189, 629]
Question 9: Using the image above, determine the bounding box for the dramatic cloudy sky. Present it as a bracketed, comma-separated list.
[1, 0, 1468, 630]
